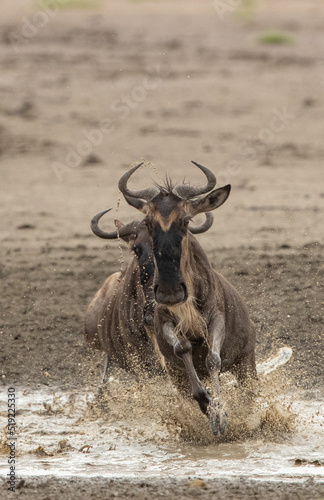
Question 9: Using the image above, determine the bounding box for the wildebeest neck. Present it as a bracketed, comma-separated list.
[134, 242, 154, 288]
[136, 250, 155, 326]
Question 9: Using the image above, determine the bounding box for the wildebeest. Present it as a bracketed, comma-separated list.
[85, 217, 157, 379]
[85, 171, 213, 383]
[86, 161, 257, 435]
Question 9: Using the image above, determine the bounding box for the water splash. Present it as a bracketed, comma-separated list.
[0, 348, 323, 481]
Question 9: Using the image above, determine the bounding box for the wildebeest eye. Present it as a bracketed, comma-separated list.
[144, 219, 153, 233]
[132, 245, 143, 258]
[182, 216, 192, 228]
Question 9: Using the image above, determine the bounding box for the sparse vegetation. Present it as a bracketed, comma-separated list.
[258, 31, 293, 45]
[35, 0, 99, 10]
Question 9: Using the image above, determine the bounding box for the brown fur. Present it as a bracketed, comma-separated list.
[86, 170, 256, 434]
[158, 298, 208, 343]
[84, 271, 121, 350]
[154, 231, 257, 382]
[84, 225, 162, 376]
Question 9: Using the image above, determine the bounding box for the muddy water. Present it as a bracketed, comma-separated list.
[0, 351, 323, 483]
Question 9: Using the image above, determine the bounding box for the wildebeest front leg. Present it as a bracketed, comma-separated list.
[101, 353, 110, 385]
[97, 353, 111, 403]
[162, 322, 212, 415]
[205, 314, 227, 436]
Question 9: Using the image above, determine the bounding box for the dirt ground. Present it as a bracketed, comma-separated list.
[1, 476, 323, 500]
[0, 0, 323, 498]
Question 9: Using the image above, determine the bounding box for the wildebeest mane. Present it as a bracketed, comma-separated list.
[154, 175, 194, 198]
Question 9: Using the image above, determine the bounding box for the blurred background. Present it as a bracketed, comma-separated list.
[0, 0, 323, 388]
[1, 0, 323, 247]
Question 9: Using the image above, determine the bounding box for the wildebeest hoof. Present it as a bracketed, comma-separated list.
[97, 386, 110, 410]
[207, 402, 227, 437]
[194, 389, 212, 415]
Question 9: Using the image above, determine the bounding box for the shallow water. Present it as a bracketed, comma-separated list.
[0, 350, 323, 483]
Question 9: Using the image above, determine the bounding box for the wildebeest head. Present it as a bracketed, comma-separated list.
[117, 161, 231, 306]
[91, 162, 230, 306]
[90, 211, 155, 286]
[90, 212, 156, 324]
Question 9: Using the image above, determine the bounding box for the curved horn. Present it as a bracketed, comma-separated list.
[119, 162, 159, 201]
[189, 213, 214, 234]
[173, 161, 216, 199]
[91, 209, 141, 239]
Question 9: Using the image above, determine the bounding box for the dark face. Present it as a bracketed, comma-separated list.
[131, 223, 154, 289]
[145, 193, 190, 306]
[130, 223, 155, 325]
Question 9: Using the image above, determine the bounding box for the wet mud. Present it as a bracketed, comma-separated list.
[0, 373, 323, 498]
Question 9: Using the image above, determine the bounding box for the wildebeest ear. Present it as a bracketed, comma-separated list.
[114, 219, 136, 243]
[190, 185, 231, 215]
[124, 194, 147, 213]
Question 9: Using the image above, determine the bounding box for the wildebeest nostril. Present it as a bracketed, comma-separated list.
[180, 282, 188, 300]
[153, 281, 187, 305]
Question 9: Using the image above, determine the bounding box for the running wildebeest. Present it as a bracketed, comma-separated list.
[84, 172, 213, 382]
[85, 161, 257, 435]
[84, 216, 158, 378]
